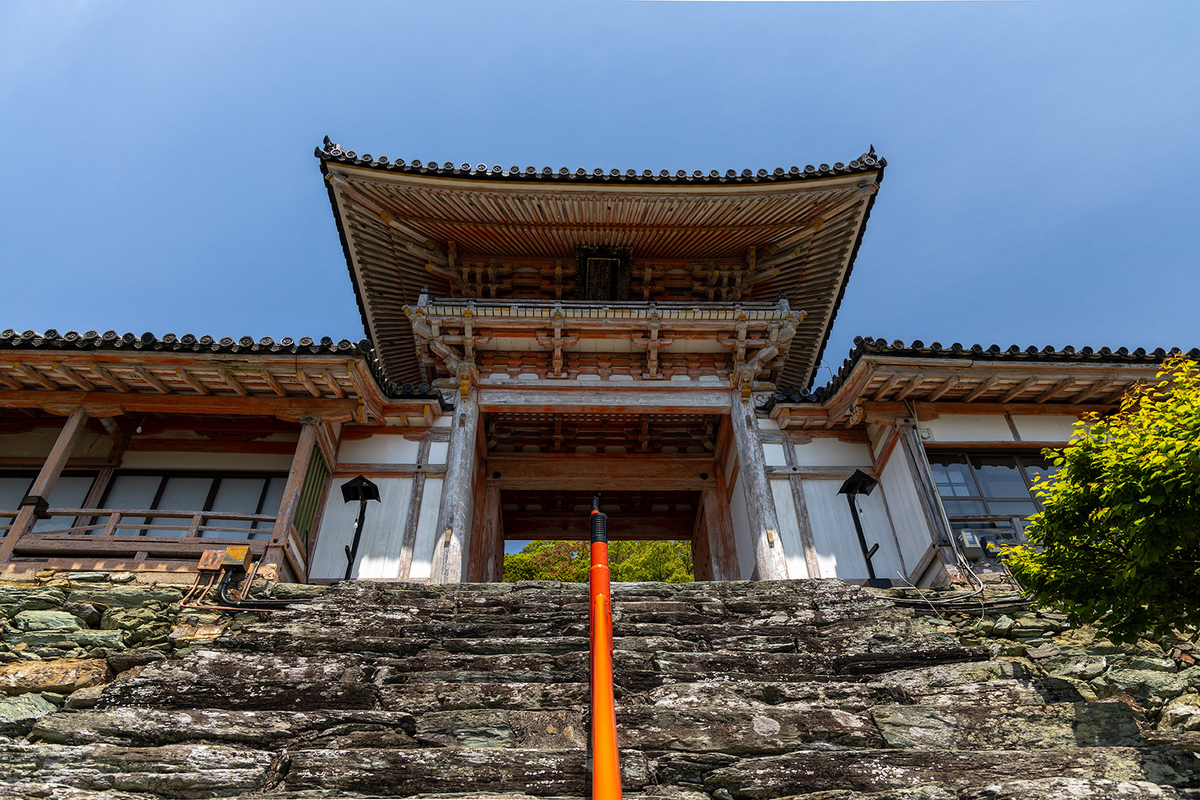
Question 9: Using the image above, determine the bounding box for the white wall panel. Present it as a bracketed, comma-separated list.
[879, 445, 936, 576]
[762, 443, 787, 467]
[408, 477, 444, 580]
[1011, 414, 1079, 443]
[770, 478, 808, 578]
[310, 476, 413, 581]
[802, 479, 902, 580]
[337, 435, 421, 465]
[923, 414, 1013, 443]
[427, 441, 449, 465]
[729, 473, 755, 580]
[792, 438, 873, 467]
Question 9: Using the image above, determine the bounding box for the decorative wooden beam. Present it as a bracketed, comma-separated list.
[0, 389, 359, 422]
[962, 375, 1000, 403]
[175, 368, 210, 396]
[1035, 377, 1076, 404]
[12, 364, 58, 391]
[502, 511, 693, 541]
[219, 369, 250, 397]
[487, 453, 717, 491]
[999, 377, 1039, 403]
[477, 382, 731, 416]
[131, 367, 171, 395]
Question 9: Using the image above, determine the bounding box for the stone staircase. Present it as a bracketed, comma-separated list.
[5, 579, 1200, 798]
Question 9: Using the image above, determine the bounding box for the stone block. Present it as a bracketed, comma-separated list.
[0, 587, 67, 615]
[11, 610, 84, 633]
[66, 586, 182, 609]
[0, 658, 109, 695]
[0, 692, 57, 735]
[0, 742, 271, 796]
[66, 573, 109, 583]
[870, 702, 1142, 749]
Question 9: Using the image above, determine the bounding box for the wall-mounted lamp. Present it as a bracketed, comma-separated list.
[838, 469, 889, 588]
[341, 475, 380, 581]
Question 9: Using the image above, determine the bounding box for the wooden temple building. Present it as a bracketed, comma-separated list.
[1, 140, 1193, 584]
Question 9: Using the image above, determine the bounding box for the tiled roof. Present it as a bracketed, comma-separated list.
[0, 329, 439, 400]
[767, 336, 1200, 407]
[315, 136, 886, 186]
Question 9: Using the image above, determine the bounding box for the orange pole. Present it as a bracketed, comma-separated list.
[590, 500, 622, 800]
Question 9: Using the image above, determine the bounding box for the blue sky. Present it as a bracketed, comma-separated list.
[1, 1, 1197, 382]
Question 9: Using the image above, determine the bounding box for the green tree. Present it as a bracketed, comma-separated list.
[1007, 357, 1200, 642]
[502, 540, 694, 583]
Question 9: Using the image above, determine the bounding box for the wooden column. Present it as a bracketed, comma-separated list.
[782, 437, 821, 579]
[430, 386, 480, 583]
[701, 469, 739, 580]
[729, 394, 789, 581]
[0, 409, 88, 563]
[468, 483, 502, 582]
[897, 424, 954, 568]
[260, 422, 318, 581]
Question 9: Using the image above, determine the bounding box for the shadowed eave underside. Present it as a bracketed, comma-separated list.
[318, 139, 885, 387]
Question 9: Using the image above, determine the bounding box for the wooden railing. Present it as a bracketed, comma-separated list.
[0, 508, 275, 540]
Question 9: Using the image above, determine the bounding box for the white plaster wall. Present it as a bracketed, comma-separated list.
[770, 478, 808, 578]
[427, 441, 449, 465]
[803, 478, 902, 580]
[879, 445, 936, 577]
[337, 435, 421, 465]
[761, 443, 787, 467]
[408, 477, 444, 580]
[0, 428, 110, 460]
[1011, 414, 1079, 443]
[922, 414, 1013, 443]
[792, 439, 873, 468]
[119, 452, 294, 471]
[728, 473, 755, 580]
[310, 476, 414, 580]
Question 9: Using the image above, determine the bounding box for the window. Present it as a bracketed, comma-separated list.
[0, 471, 99, 534]
[98, 472, 288, 539]
[927, 453, 1056, 539]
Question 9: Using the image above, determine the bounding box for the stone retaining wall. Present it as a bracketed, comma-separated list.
[0, 573, 1196, 799]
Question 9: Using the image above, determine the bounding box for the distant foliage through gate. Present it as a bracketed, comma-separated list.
[503, 540, 694, 583]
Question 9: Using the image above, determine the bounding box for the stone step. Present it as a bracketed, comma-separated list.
[282, 747, 652, 796]
[655, 746, 1200, 798]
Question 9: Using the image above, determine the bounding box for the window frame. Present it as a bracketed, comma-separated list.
[96, 469, 289, 538]
[925, 451, 1053, 536]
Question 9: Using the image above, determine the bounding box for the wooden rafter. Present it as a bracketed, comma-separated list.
[927, 376, 958, 402]
[894, 373, 925, 402]
[219, 369, 250, 397]
[12, 364, 58, 391]
[131, 367, 171, 395]
[999, 377, 1038, 403]
[88, 365, 130, 393]
[53, 363, 95, 392]
[1035, 377, 1075, 404]
[962, 375, 1000, 403]
[175, 368, 210, 396]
